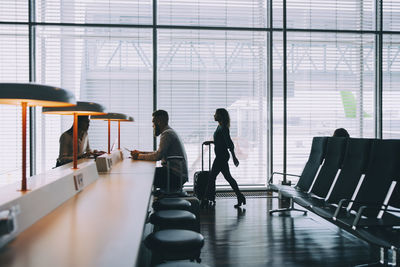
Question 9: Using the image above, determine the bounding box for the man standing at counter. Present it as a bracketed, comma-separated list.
[131, 110, 188, 192]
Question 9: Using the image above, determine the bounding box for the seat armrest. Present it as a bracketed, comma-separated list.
[268, 171, 301, 184]
[333, 199, 352, 220]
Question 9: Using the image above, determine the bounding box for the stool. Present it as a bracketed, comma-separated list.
[153, 198, 192, 212]
[150, 210, 199, 232]
[155, 262, 209, 267]
[145, 229, 204, 263]
[156, 195, 200, 219]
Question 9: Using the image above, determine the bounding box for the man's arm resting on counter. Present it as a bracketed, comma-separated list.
[136, 133, 169, 161]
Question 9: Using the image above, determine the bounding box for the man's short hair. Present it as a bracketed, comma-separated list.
[152, 110, 169, 123]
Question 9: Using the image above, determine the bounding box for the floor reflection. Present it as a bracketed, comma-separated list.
[200, 196, 377, 267]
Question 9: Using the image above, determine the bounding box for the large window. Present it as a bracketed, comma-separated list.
[35, 26, 153, 172]
[272, 0, 377, 181]
[36, 0, 152, 24]
[285, 32, 374, 174]
[0, 0, 28, 22]
[0, 0, 399, 188]
[157, 29, 267, 185]
[382, 2, 400, 138]
[0, 25, 29, 186]
[383, 35, 400, 139]
[158, 0, 267, 27]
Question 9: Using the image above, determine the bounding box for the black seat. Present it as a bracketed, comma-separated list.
[153, 198, 192, 212]
[270, 136, 330, 215]
[150, 210, 199, 232]
[293, 137, 347, 201]
[332, 140, 400, 266]
[269, 136, 328, 193]
[332, 139, 400, 229]
[295, 136, 330, 192]
[295, 138, 371, 216]
[347, 142, 400, 264]
[145, 229, 204, 263]
[323, 138, 372, 204]
[153, 196, 201, 226]
[306, 137, 347, 197]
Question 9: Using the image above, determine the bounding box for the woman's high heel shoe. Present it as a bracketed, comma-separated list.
[234, 194, 246, 208]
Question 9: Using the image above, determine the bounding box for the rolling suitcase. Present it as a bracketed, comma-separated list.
[194, 141, 213, 202]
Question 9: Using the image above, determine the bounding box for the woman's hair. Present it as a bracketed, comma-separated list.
[66, 116, 89, 134]
[216, 108, 230, 128]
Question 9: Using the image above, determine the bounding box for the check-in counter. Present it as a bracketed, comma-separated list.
[0, 158, 155, 267]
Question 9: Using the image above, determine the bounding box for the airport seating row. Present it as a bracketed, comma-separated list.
[268, 137, 400, 265]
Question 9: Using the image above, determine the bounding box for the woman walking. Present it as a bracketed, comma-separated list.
[206, 108, 246, 208]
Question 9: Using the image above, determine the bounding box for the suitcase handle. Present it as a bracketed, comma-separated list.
[201, 141, 214, 172]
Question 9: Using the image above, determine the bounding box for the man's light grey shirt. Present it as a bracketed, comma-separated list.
[138, 126, 188, 182]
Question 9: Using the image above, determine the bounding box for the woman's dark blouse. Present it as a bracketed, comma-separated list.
[213, 125, 235, 159]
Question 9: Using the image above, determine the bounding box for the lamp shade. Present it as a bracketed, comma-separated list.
[42, 101, 106, 115]
[0, 83, 76, 106]
[91, 112, 134, 122]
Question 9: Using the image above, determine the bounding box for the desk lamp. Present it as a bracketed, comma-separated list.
[0, 83, 76, 191]
[42, 101, 106, 169]
[91, 113, 134, 153]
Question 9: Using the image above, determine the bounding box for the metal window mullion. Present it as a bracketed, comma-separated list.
[29, 0, 37, 176]
[267, 0, 273, 184]
[375, 0, 383, 139]
[153, 0, 157, 151]
[282, 0, 289, 185]
[5, 20, 400, 35]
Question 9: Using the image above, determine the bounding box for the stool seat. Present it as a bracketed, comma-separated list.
[145, 229, 204, 261]
[158, 196, 201, 220]
[153, 198, 192, 211]
[150, 210, 197, 231]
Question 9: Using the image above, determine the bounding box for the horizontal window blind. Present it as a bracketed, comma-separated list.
[383, 1, 400, 31]
[0, 25, 30, 186]
[281, 32, 375, 176]
[2, 0, 399, 189]
[36, 0, 152, 25]
[273, 0, 374, 31]
[157, 29, 267, 186]
[382, 35, 400, 139]
[0, 0, 28, 22]
[158, 0, 267, 28]
[36, 26, 153, 172]
[272, 1, 283, 28]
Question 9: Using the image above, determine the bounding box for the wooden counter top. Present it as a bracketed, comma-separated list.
[0, 160, 155, 267]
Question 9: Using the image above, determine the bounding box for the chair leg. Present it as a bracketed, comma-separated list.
[269, 198, 307, 215]
[353, 247, 396, 267]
